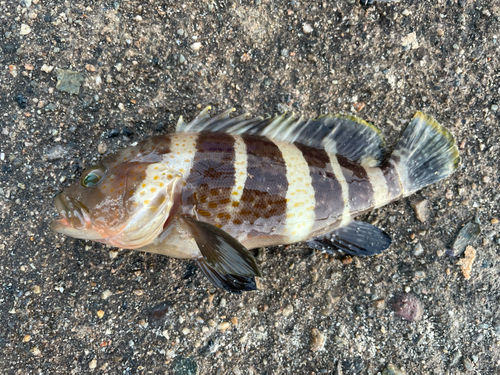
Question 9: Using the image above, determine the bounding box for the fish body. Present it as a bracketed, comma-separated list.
[51, 109, 459, 293]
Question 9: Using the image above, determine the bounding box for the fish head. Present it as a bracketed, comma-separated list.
[51, 147, 184, 248]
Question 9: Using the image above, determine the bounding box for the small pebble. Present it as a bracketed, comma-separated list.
[302, 23, 313, 34]
[23, 335, 31, 342]
[89, 359, 97, 370]
[310, 328, 325, 352]
[182, 327, 190, 335]
[40, 64, 54, 73]
[109, 250, 118, 259]
[412, 200, 430, 222]
[382, 363, 406, 375]
[20, 24, 32, 35]
[98, 143, 108, 155]
[31, 285, 41, 294]
[457, 245, 476, 280]
[282, 304, 294, 317]
[101, 290, 113, 300]
[31, 347, 41, 356]
[491, 218, 499, 224]
[217, 322, 230, 331]
[445, 189, 453, 199]
[177, 28, 184, 36]
[97, 310, 105, 319]
[133, 289, 143, 296]
[85, 64, 96, 72]
[230, 317, 238, 325]
[341, 256, 353, 265]
[207, 319, 216, 327]
[413, 243, 424, 257]
[353, 102, 365, 112]
[391, 293, 423, 322]
[374, 299, 386, 310]
[190, 42, 202, 52]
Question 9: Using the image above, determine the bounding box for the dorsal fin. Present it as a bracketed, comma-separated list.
[176, 107, 386, 166]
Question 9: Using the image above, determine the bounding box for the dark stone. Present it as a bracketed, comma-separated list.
[148, 301, 172, 328]
[108, 128, 120, 138]
[171, 356, 197, 375]
[3, 44, 18, 54]
[342, 357, 366, 374]
[122, 127, 134, 137]
[44, 14, 52, 22]
[16, 94, 28, 109]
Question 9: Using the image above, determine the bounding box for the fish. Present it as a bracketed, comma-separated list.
[50, 108, 460, 293]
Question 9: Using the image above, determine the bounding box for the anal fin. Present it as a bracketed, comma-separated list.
[307, 220, 392, 256]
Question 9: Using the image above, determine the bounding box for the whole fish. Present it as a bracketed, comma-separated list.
[51, 108, 459, 293]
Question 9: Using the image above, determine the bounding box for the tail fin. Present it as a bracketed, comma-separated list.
[390, 112, 460, 197]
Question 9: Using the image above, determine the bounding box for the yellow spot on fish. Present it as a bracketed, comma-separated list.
[287, 213, 295, 218]
[232, 201, 239, 207]
[294, 202, 304, 208]
[142, 184, 146, 188]
[232, 192, 238, 195]
[159, 183, 164, 187]
[154, 167, 158, 170]
[129, 191, 134, 195]
[154, 176, 159, 180]
[132, 202, 138, 207]
[140, 191, 145, 196]
[150, 188, 156, 193]
[144, 200, 150, 205]
[102, 185, 107, 189]
[119, 183, 124, 186]
[110, 188, 114, 192]
[208, 202, 218, 208]
[179, 168, 184, 173]
[167, 174, 173, 179]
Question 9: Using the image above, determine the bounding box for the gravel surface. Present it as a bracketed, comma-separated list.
[1, 0, 500, 373]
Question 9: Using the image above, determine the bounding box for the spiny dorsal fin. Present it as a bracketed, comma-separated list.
[176, 107, 386, 166]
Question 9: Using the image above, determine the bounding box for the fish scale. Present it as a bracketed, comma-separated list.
[51, 109, 459, 294]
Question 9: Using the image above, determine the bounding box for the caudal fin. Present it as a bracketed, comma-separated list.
[390, 112, 460, 197]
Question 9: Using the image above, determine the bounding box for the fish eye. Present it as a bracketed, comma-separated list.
[81, 165, 107, 188]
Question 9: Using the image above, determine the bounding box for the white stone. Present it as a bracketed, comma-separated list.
[190, 42, 202, 52]
[303, 23, 313, 34]
[40, 64, 54, 73]
[20, 24, 31, 35]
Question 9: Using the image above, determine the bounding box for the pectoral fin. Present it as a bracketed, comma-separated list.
[180, 215, 261, 293]
[195, 258, 257, 294]
[307, 221, 392, 256]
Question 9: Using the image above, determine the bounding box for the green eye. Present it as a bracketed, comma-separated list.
[81, 165, 107, 188]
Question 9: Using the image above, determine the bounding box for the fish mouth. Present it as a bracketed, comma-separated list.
[50, 193, 103, 240]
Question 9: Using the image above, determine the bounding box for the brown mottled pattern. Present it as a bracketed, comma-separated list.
[294, 143, 344, 224]
[337, 154, 374, 216]
[184, 133, 236, 228]
[236, 135, 288, 227]
[381, 162, 403, 202]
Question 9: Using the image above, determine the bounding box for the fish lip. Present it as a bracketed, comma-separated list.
[52, 193, 90, 231]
